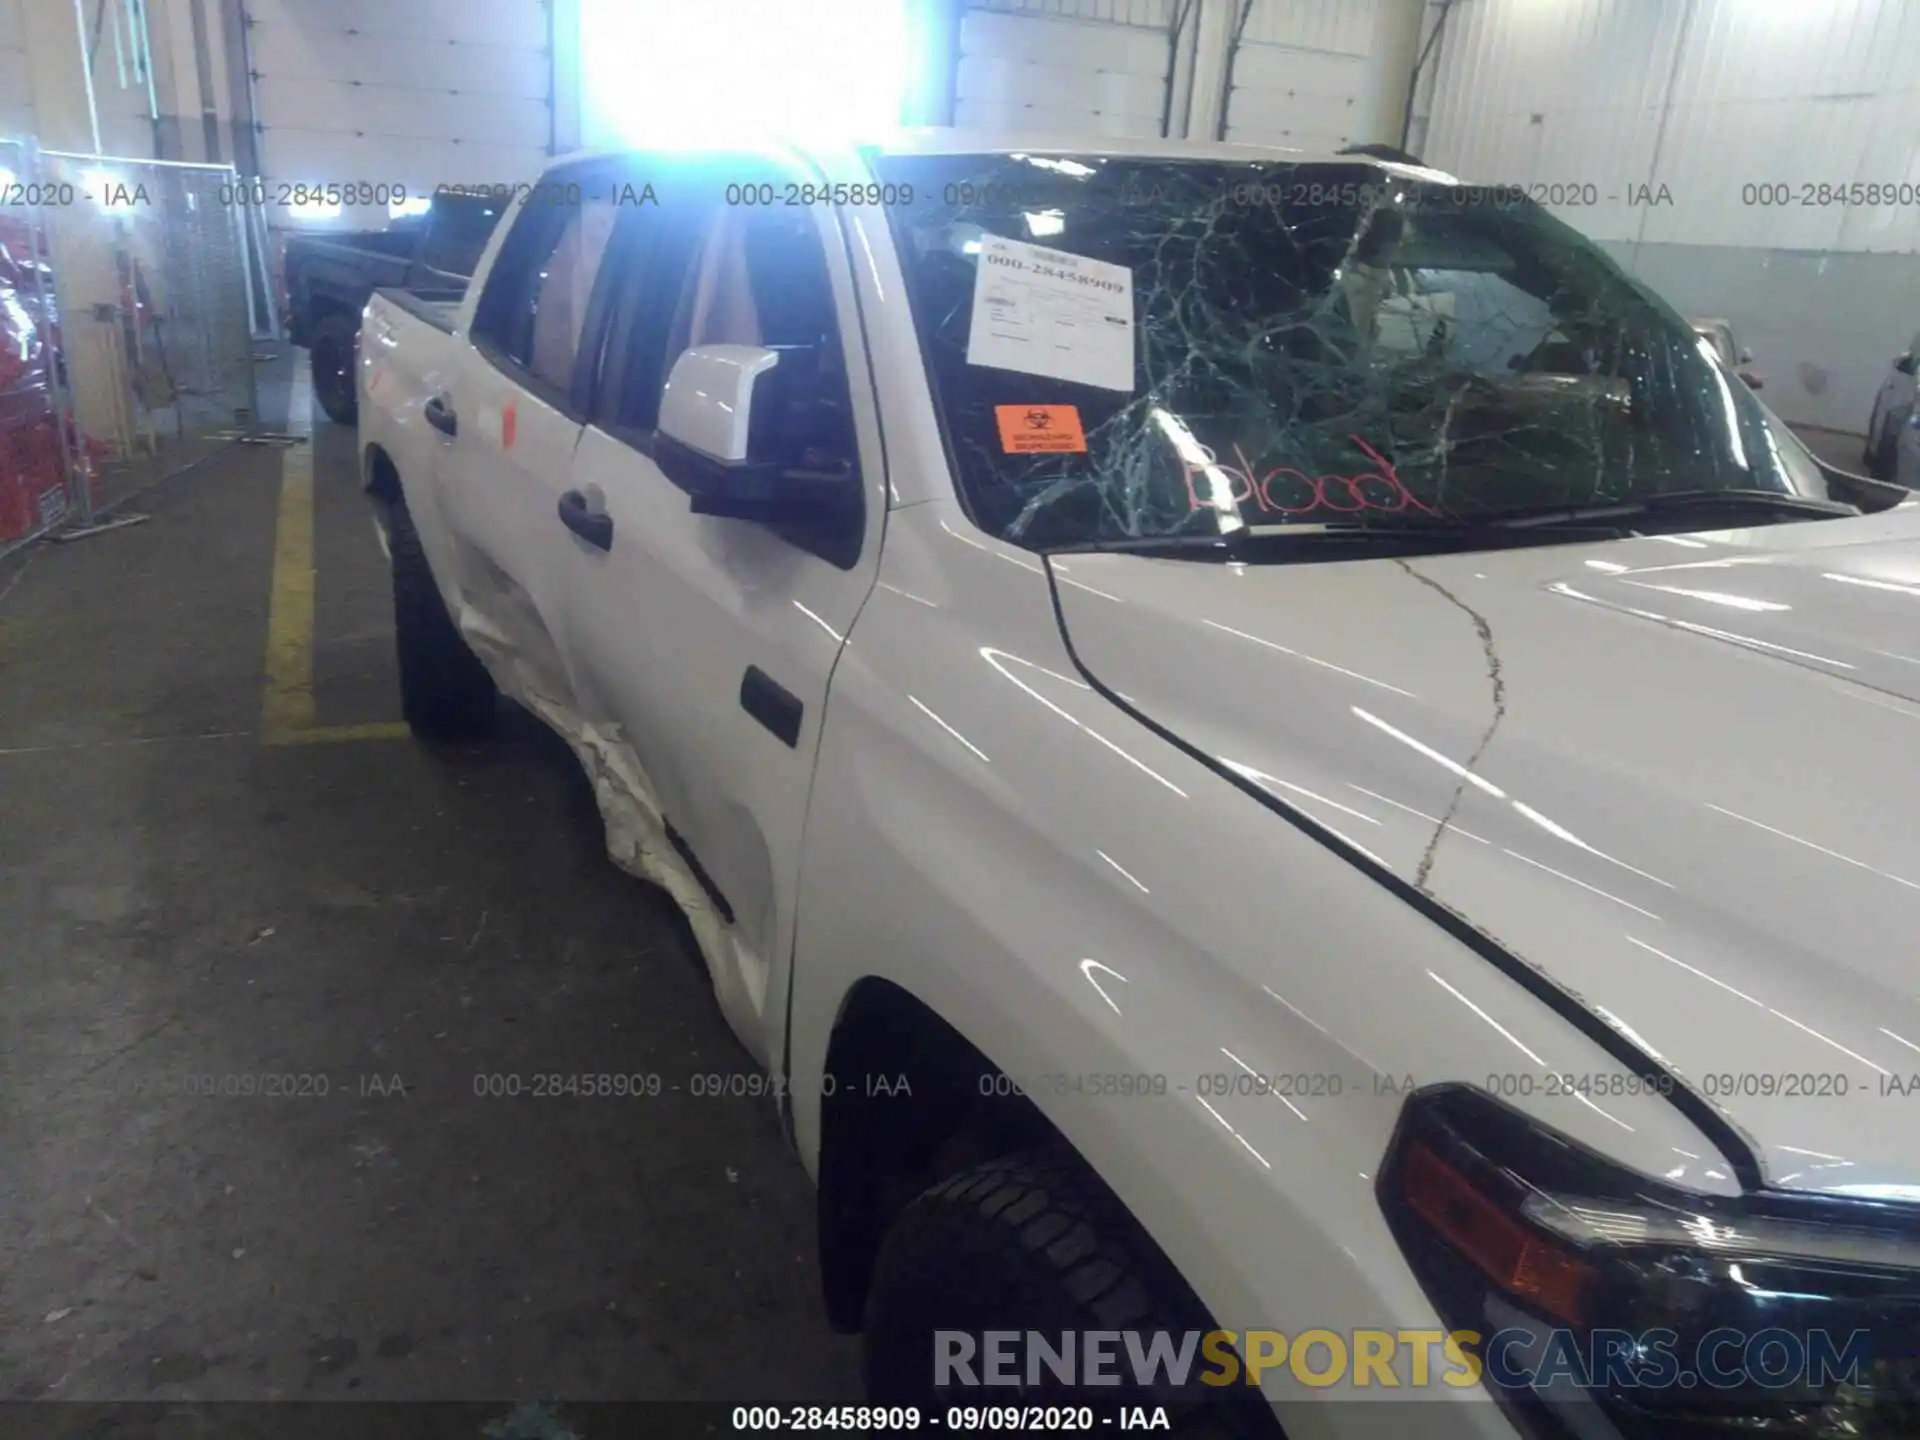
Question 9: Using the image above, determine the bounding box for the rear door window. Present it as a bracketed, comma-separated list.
[469, 169, 621, 404]
[585, 158, 866, 565]
[592, 158, 858, 476]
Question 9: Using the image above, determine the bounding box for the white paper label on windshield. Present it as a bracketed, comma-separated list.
[965, 234, 1135, 393]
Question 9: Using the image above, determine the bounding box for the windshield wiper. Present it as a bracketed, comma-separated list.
[1045, 518, 1584, 559]
[1485, 488, 1858, 530]
[1045, 531, 1251, 558]
[1042, 489, 1853, 559]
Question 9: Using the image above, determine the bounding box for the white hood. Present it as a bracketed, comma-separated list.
[1050, 504, 1920, 1199]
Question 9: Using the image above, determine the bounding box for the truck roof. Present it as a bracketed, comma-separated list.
[873, 129, 1367, 164]
[872, 131, 1462, 184]
[549, 134, 1461, 184]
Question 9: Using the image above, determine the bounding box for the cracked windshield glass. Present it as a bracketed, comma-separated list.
[874, 154, 1831, 551]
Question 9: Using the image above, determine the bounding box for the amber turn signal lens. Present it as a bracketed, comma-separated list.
[1402, 1142, 1592, 1325]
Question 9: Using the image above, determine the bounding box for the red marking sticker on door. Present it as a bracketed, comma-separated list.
[501, 401, 517, 451]
[994, 404, 1087, 453]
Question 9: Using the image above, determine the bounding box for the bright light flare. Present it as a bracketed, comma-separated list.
[389, 194, 433, 219]
[581, 0, 911, 148]
[81, 168, 137, 208]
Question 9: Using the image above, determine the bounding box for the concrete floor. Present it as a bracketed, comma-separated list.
[0, 374, 862, 1405]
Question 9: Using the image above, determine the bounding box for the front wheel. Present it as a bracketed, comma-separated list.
[390, 504, 496, 741]
[863, 1148, 1278, 1437]
[310, 313, 359, 426]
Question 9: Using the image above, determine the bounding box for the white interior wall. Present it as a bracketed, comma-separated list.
[243, 0, 554, 226]
[1222, 0, 1418, 153]
[954, 0, 1181, 137]
[1420, 0, 1920, 431]
[0, 0, 246, 165]
[0, 0, 33, 142]
[4, 0, 159, 155]
[948, 0, 1423, 149]
[152, 0, 229, 163]
[10, 0, 1431, 222]
[68, 0, 163, 155]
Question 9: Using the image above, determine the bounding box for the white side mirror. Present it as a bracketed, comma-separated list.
[654, 342, 855, 525]
[658, 344, 782, 462]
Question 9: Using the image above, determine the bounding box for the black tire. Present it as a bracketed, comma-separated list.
[311, 313, 359, 426]
[1867, 415, 1899, 481]
[863, 1147, 1279, 1437]
[390, 505, 496, 741]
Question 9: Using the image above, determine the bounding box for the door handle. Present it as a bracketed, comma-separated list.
[423, 395, 457, 436]
[557, 489, 614, 551]
[740, 665, 802, 748]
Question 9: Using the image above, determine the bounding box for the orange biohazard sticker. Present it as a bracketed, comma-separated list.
[501, 401, 517, 451]
[995, 404, 1087, 454]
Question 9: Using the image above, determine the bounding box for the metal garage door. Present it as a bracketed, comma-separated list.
[955, 0, 1180, 138]
[1221, 0, 1386, 153]
[243, 0, 553, 223]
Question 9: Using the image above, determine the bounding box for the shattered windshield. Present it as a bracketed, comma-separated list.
[872, 154, 1831, 551]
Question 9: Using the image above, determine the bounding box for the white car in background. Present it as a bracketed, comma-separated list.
[1867, 327, 1920, 479]
[1897, 398, 1920, 489]
[359, 137, 1920, 1436]
[1690, 316, 1764, 390]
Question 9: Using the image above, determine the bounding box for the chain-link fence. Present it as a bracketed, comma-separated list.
[0, 144, 263, 549]
[36, 150, 261, 518]
[0, 138, 86, 556]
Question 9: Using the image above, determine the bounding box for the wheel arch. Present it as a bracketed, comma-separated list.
[816, 978, 1289, 1437]
[815, 975, 1055, 1331]
[362, 440, 402, 502]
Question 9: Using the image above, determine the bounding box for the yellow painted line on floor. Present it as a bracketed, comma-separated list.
[260, 432, 317, 739]
[260, 353, 410, 748]
[275, 721, 411, 745]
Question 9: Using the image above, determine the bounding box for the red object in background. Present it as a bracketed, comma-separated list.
[0, 415, 77, 542]
[0, 221, 97, 543]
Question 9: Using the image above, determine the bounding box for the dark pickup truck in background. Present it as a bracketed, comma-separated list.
[283, 190, 504, 424]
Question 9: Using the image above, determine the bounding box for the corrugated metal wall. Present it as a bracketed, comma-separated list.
[1421, 0, 1920, 432]
[1222, 0, 1391, 153]
[245, 0, 553, 223]
[954, 0, 1179, 136]
[0, 0, 35, 141]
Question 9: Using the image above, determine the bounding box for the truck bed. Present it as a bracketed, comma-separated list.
[374, 287, 464, 335]
[283, 193, 499, 351]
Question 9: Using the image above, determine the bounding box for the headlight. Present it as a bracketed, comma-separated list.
[1378, 1084, 1920, 1437]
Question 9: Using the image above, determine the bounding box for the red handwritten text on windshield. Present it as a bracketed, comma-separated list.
[1181, 435, 1443, 518]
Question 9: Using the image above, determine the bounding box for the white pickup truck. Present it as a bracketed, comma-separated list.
[360, 136, 1920, 1436]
